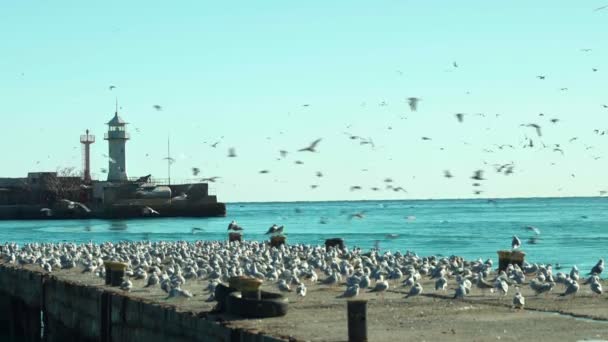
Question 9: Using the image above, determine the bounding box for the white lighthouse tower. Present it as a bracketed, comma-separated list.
[104, 104, 130, 181]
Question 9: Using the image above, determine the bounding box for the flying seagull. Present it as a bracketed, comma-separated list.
[594, 5, 608, 11]
[228, 148, 237, 158]
[522, 123, 542, 137]
[200, 176, 220, 182]
[407, 97, 420, 111]
[298, 138, 322, 152]
[109, 85, 116, 90]
[153, 105, 162, 111]
[455, 113, 464, 123]
[471, 170, 485, 181]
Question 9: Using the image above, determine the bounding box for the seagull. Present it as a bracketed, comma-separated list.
[60, 199, 91, 213]
[265, 224, 284, 234]
[537, 75, 546, 80]
[560, 280, 579, 297]
[200, 176, 220, 183]
[259, 170, 270, 174]
[279, 150, 288, 158]
[471, 170, 485, 181]
[524, 226, 541, 235]
[120, 278, 133, 292]
[594, 5, 608, 11]
[368, 276, 389, 300]
[349, 212, 365, 220]
[513, 288, 525, 309]
[590, 259, 604, 275]
[340, 284, 360, 298]
[444, 170, 453, 178]
[296, 283, 307, 297]
[406, 283, 423, 298]
[298, 138, 322, 152]
[191, 167, 201, 176]
[142, 206, 159, 216]
[109, 85, 116, 90]
[40, 208, 53, 217]
[435, 277, 448, 291]
[278, 279, 292, 292]
[522, 123, 542, 137]
[153, 105, 162, 111]
[407, 97, 420, 111]
[455, 113, 464, 123]
[512, 235, 522, 249]
[228, 221, 243, 231]
[228, 148, 237, 158]
[350, 186, 362, 191]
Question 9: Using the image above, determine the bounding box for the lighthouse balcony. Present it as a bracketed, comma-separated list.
[104, 132, 130, 140]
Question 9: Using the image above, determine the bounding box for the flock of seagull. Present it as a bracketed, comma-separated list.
[1, 232, 605, 310]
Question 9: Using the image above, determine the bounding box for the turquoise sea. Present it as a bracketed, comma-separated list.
[0, 197, 606, 271]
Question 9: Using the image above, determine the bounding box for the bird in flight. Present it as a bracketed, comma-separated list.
[191, 167, 201, 176]
[453, 61, 458, 68]
[259, 170, 270, 174]
[200, 176, 220, 182]
[444, 170, 453, 178]
[298, 138, 322, 152]
[594, 5, 608, 11]
[550, 118, 559, 124]
[421, 137, 432, 141]
[350, 186, 362, 191]
[455, 113, 465, 123]
[407, 97, 420, 111]
[279, 150, 288, 158]
[536, 75, 546, 80]
[522, 123, 542, 137]
[228, 148, 237, 158]
[316, 171, 323, 178]
[580, 48, 592, 52]
[109, 85, 116, 90]
[153, 105, 162, 111]
[471, 170, 485, 181]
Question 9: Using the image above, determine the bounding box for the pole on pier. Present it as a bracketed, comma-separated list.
[347, 300, 368, 342]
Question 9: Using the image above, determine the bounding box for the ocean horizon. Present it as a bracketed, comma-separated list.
[0, 196, 606, 271]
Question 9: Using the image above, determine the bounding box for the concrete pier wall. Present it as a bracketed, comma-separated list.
[0, 265, 285, 342]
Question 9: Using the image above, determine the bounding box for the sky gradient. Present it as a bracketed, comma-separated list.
[1, 1, 607, 202]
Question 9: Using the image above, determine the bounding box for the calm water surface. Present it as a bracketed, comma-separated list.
[0, 197, 606, 270]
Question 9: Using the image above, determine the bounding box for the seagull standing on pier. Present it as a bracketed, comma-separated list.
[512, 235, 522, 249]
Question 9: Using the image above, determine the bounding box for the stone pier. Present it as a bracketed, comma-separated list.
[0, 264, 285, 342]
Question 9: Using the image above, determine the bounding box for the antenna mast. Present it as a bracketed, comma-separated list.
[167, 135, 171, 185]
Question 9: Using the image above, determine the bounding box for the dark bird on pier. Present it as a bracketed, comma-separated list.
[455, 113, 464, 123]
[537, 75, 546, 80]
[109, 85, 116, 90]
[471, 170, 485, 181]
[407, 97, 420, 111]
[265, 224, 284, 234]
[512, 235, 522, 249]
[153, 105, 162, 111]
[200, 176, 220, 182]
[522, 123, 542, 137]
[298, 138, 322, 152]
[228, 148, 237, 158]
[444, 170, 453, 178]
[228, 220, 243, 231]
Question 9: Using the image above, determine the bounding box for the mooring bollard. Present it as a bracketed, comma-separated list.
[103, 261, 129, 286]
[228, 232, 242, 243]
[347, 300, 368, 342]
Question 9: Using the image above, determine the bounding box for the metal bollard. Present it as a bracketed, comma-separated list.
[347, 300, 368, 342]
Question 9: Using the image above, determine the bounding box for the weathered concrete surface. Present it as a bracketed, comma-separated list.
[0, 265, 42, 342]
[0, 263, 286, 342]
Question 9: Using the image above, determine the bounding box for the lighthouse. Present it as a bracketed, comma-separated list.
[104, 105, 130, 181]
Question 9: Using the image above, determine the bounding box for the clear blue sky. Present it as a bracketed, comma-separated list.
[1, 1, 607, 202]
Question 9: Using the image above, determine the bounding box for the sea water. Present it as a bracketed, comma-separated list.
[0, 197, 606, 271]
